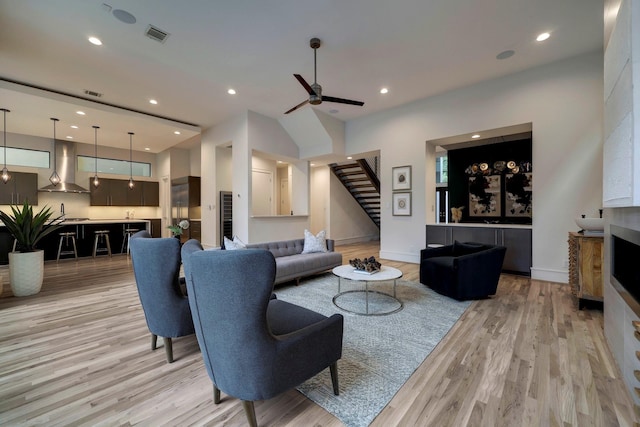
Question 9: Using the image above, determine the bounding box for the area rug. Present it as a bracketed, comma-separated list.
[275, 273, 471, 427]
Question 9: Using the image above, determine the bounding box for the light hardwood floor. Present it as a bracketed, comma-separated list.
[0, 241, 637, 426]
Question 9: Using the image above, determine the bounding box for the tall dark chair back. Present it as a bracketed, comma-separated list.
[130, 231, 194, 363]
[181, 239, 343, 427]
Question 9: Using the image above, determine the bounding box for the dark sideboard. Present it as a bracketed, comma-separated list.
[426, 223, 532, 276]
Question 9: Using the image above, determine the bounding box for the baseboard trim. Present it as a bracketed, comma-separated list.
[530, 267, 568, 284]
[379, 250, 419, 264]
[334, 235, 380, 246]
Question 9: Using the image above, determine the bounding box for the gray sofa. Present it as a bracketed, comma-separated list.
[245, 238, 343, 285]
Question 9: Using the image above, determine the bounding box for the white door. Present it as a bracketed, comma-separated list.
[280, 178, 290, 215]
[252, 169, 273, 216]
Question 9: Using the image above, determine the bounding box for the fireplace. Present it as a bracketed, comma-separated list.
[611, 224, 640, 310]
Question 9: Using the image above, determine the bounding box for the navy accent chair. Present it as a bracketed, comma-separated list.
[181, 239, 343, 427]
[420, 241, 507, 301]
[129, 230, 195, 363]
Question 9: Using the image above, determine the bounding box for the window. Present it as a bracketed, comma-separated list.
[78, 156, 151, 177]
[436, 155, 448, 184]
[0, 147, 50, 168]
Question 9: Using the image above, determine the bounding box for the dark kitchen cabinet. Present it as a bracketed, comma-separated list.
[90, 178, 159, 207]
[0, 172, 38, 205]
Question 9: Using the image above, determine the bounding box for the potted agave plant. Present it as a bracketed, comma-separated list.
[0, 201, 63, 296]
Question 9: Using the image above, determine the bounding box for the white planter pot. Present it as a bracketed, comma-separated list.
[9, 250, 44, 297]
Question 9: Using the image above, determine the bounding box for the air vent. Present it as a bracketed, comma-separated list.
[145, 25, 170, 43]
[84, 89, 103, 98]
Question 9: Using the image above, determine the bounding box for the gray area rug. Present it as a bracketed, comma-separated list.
[275, 273, 471, 427]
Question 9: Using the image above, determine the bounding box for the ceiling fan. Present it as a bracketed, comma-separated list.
[285, 38, 365, 114]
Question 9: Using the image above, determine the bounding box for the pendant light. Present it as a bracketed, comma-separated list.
[0, 108, 11, 184]
[128, 132, 135, 189]
[92, 125, 100, 188]
[49, 118, 61, 186]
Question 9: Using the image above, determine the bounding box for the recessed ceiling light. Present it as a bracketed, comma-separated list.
[310, 163, 316, 166]
[149, 99, 158, 105]
[174, 131, 181, 135]
[380, 88, 389, 94]
[66, 136, 73, 139]
[88, 36, 102, 46]
[70, 125, 78, 129]
[76, 111, 86, 115]
[144, 147, 150, 151]
[496, 50, 515, 60]
[228, 89, 236, 95]
[471, 134, 481, 139]
[347, 156, 353, 160]
[536, 32, 550, 42]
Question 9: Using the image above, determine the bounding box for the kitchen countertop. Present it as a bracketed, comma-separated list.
[0, 218, 150, 227]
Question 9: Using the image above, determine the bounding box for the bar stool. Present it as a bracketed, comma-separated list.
[93, 230, 112, 257]
[57, 231, 78, 261]
[121, 228, 139, 255]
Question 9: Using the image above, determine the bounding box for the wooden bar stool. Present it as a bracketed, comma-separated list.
[121, 228, 139, 255]
[57, 231, 78, 261]
[93, 230, 112, 257]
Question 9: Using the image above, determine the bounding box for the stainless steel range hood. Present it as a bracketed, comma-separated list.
[39, 140, 90, 193]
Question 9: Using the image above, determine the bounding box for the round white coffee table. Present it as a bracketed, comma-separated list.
[332, 265, 403, 316]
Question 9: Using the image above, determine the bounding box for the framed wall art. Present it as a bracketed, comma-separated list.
[392, 165, 411, 191]
[468, 175, 501, 217]
[505, 172, 532, 217]
[392, 192, 412, 216]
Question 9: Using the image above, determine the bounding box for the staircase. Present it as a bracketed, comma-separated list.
[330, 158, 380, 228]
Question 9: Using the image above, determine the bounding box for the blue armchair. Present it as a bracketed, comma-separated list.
[420, 241, 507, 301]
[181, 239, 343, 427]
[129, 231, 195, 363]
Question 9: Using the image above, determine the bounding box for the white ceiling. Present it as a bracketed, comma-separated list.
[0, 0, 603, 154]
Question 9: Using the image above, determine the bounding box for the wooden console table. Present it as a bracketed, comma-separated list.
[568, 232, 604, 309]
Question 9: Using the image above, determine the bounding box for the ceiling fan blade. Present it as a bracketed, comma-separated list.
[294, 74, 316, 96]
[322, 95, 364, 106]
[284, 99, 310, 114]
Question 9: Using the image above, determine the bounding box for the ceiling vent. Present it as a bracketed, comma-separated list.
[84, 89, 103, 98]
[145, 25, 170, 43]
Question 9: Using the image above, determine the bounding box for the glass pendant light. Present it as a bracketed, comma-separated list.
[128, 132, 135, 189]
[49, 118, 61, 186]
[0, 108, 11, 184]
[92, 125, 100, 188]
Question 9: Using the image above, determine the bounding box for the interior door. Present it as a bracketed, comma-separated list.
[252, 169, 273, 216]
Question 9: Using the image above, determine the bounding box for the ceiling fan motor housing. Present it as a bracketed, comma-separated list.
[310, 83, 322, 104]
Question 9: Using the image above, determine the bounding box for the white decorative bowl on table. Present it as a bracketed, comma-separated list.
[575, 217, 604, 232]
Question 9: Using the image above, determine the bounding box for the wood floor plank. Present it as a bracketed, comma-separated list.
[0, 241, 637, 426]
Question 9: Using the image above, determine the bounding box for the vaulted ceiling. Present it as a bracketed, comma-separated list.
[0, 0, 603, 153]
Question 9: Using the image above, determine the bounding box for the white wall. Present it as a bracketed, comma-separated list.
[310, 166, 329, 233]
[347, 51, 604, 280]
[200, 111, 247, 248]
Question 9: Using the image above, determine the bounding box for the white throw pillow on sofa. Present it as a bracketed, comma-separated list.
[302, 229, 328, 254]
[224, 235, 247, 250]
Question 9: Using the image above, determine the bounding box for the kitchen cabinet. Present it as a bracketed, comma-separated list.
[90, 178, 159, 207]
[146, 218, 162, 238]
[0, 172, 38, 205]
[425, 224, 532, 275]
[568, 232, 603, 309]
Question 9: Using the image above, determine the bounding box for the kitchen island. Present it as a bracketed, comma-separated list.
[0, 219, 150, 264]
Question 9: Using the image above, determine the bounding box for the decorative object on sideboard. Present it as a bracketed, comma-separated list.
[451, 206, 464, 223]
[1, 108, 11, 184]
[349, 256, 381, 273]
[0, 201, 63, 296]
